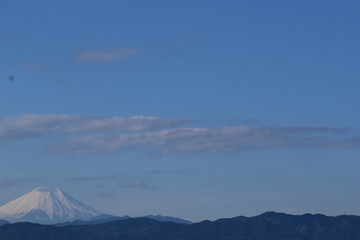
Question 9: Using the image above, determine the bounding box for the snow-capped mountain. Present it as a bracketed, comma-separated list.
[0, 187, 102, 224]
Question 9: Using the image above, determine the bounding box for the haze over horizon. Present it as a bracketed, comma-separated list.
[1, 0, 360, 222]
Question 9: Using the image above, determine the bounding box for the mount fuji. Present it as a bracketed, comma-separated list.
[0, 187, 102, 224]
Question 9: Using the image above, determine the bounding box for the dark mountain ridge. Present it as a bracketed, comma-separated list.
[1, 212, 360, 240]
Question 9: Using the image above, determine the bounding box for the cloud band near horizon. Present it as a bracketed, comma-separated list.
[0, 114, 358, 155]
[0, 114, 186, 142]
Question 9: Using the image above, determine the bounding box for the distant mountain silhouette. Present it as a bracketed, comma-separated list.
[144, 214, 193, 224]
[55, 214, 191, 226]
[54, 214, 131, 226]
[1, 212, 360, 240]
[0, 219, 9, 226]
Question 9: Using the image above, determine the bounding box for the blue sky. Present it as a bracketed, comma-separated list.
[1, 0, 360, 221]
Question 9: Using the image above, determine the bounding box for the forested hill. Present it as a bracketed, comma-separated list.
[1, 212, 360, 240]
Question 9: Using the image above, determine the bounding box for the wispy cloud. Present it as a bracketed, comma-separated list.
[0, 114, 186, 142]
[1, 114, 359, 155]
[226, 118, 265, 125]
[0, 114, 80, 141]
[49, 126, 356, 155]
[21, 61, 46, 71]
[70, 175, 116, 182]
[146, 169, 182, 174]
[119, 181, 154, 190]
[0, 178, 41, 188]
[76, 48, 140, 61]
[95, 191, 118, 198]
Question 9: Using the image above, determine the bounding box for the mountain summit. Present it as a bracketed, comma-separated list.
[0, 187, 102, 224]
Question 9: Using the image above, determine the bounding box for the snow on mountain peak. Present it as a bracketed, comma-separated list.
[0, 187, 102, 224]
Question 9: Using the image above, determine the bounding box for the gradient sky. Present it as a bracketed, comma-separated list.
[1, 0, 360, 222]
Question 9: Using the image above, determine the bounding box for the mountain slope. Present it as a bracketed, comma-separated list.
[0, 187, 102, 224]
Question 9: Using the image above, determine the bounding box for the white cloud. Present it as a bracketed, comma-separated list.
[0, 114, 81, 141]
[49, 126, 354, 155]
[63, 116, 184, 133]
[2, 114, 358, 155]
[0, 114, 186, 142]
[76, 48, 140, 61]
